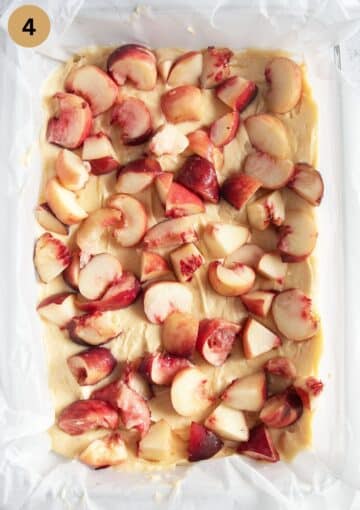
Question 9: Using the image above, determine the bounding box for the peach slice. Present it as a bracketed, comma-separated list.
[45, 177, 88, 225]
[37, 292, 77, 327]
[242, 318, 281, 359]
[76, 208, 123, 255]
[287, 163, 324, 206]
[143, 217, 198, 250]
[35, 203, 69, 236]
[63, 249, 82, 289]
[203, 222, 249, 258]
[65, 64, 118, 116]
[244, 114, 289, 159]
[277, 210, 317, 261]
[78, 253, 123, 300]
[67, 347, 117, 386]
[204, 404, 249, 442]
[221, 371, 266, 411]
[82, 132, 119, 175]
[34, 233, 71, 283]
[241, 290, 275, 318]
[143, 281, 193, 324]
[171, 367, 211, 416]
[155, 172, 173, 204]
[216, 76, 258, 112]
[107, 44, 157, 90]
[79, 432, 127, 468]
[165, 182, 205, 218]
[149, 124, 189, 156]
[120, 363, 152, 400]
[111, 98, 152, 145]
[244, 152, 294, 190]
[162, 312, 199, 357]
[170, 243, 204, 283]
[67, 311, 122, 346]
[237, 424, 279, 462]
[247, 190, 285, 231]
[138, 419, 173, 462]
[161, 86, 203, 123]
[55, 149, 90, 191]
[293, 376, 324, 410]
[116, 157, 161, 194]
[264, 356, 297, 380]
[196, 318, 241, 367]
[224, 243, 264, 269]
[200, 47, 233, 88]
[260, 387, 303, 428]
[157, 58, 172, 82]
[141, 251, 171, 282]
[58, 399, 119, 435]
[187, 130, 224, 171]
[272, 288, 318, 341]
[140, 352, 192, 385]
[106, 194, 147, 247]
[265, 57, 302, 114]
[222, 173, 261, 210]
[167, 51, 203, 86]
[188, 422, 223, 462]
[209, 111, 240, 147]
[208, 261, 255, 297]
[257, 252, 288, 283]
[177, 155, 220, 204]
[46, 92, 92, 149]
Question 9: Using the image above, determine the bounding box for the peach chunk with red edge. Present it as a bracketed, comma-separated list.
[243, 151, 294, 190]
[58, 399, 119, 435]
[216, 76, 258, 112]
[188, 422, 224, 462]
[67, 347, 117, 386]
[35, 203, 69, 236]
[67, 311, 122, 346]
[37, 292, 77, 327]
[138, 419, 173, 462]
[167, 51, 203, 86]
[293, 376, 324, 410]
[277, 210, 318, 262]
[265, 57, 302, 114]
[257, 252, 288, 283]
[143, 281, 193, 324]
[221, 371, 266, 411]
[82, 132, 119, 175]
[224, 243, 264, 269]
[143, 217, 198, 250]
[79, 432, 128, 468]
[177, 155, 220, 204]
[170, 243, 204, 283]
[162, 312, 199, 357]
[242, 317, 281, 359]
[111, 98, 152, 145]
[171, 367, 212, 417]
[196, 318, 241, 367]
[210, 111, 240, 147]
[272, 288, 318, 341]
[222, 173, 262, 210]
[75, 271, 141, 313]
[34, 233, 71, 283]
[240, 290, 275, 318]
[237, 424, 279, 462]
[208, 261, 255, 297]
[140, 251, 171, 282]
[200, 47, 233, 89]
[149, 124, 189, 156]
[45, 177, 88, 225]
[264, 356, 297, 380]
[106, 194, 148, 248]
[155, 172, 173, 205]
[65, 64, 118, 116]
[55, 149, 90, 191]
[165, 182, 205, 218]
[260, 387, 303, 428]
[116, 157, 161, 194]
[76, 208, 124, 255]
[244, 114, 290, 159]
[47, 92, 92, 149]
[120, 362, 152, 400]
[247, 190, 285, 231]
[187, 130, 224, 171]
[203, 222, 249, 258]
[161, 86, 203, 123]
[78, 253, 123, 300]
[287, 163, 324, 206]
[63, 249, 82, 289]
[139, 352, 192, 386]
[107, 44, 157, 90]
[204, 403, 249, 442]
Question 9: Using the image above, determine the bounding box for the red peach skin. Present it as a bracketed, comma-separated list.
[67, 347, 117, 386]
[58, 399, 119, 435]
[111, 98, 152, 145]
[139, 352, 192, 385]
[107, 44, 157, 90]
[238, 424, 279, 462]
[177, 155, 220, 204]
[200, 47, 233, 89]
[222, 173, 262, 209]
[188, 422, 224, 461]
[196, 318, 241, 366]
[216, 76, 258, 111]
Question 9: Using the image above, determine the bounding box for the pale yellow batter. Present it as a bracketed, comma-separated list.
[37, 47, 322, 470]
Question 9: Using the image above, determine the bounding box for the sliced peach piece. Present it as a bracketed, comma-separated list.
[162, 312, 198, 357]
[45, 177, 88, 225]
[187, 130, 224, 171]
[287, 163, 324, 206]
[116, 157, 161, 194]
[208, 261, 255, 297]
[196, 318, 240, 367]
[260, 387, 303, 428]
[241, 290, 275, 318]
[107, 44, 157, 90]
[120, 363, 152, 400]
[245, 114, 289, 159]
[141, 251, 171, 282]
[238, 424, 279, 462]
[167, 51, 203, 86]
[216, 76, 258, 112]
[224, 243, 264, 269]
[67, 347, 117, 386]
[111, 98, 152, 145]
[171, 367, 211, 417]
[210, 111, 240, 147]
[138, 419, 173, 462]
[247, 190, 285, 231]
[204, 403, 249, 442]
[140, 352, 191, 386]
[188, 422, 223, 462]
[161, 86, 203, 123]
[65, 64, 118, 116]
[200, 47, 233, 88]
[46, 92, 92, 149]
[244, 152, 294, 190]
[155, 172, 173, 205]
[149, 124, 189, 156]
[76, 208, 123, 255]
[67, 311, 122, 346]
[264, 356, 297, 380]
[106, 194, 147, 247]
[34, 233, 71, 283]
[79, 432, 127, 468]
[170, 243, 204, 283]
[293, 376, 324, 410]
[265, 57, 302, 114]
[55, 149, 90, 191]
[165, 182, 205, 218]
[203, 222, 249, 258]
[82, 132, 119, 175]
[143, 217, 198, 250]
[63, 249, 82, 289]
[257, 252, 288, 283]
[278, 209, 317, 262]
[58, 399, 119, 435]
[221, 371, 266, 411]
[272, 288, 318, 341]
[222, 173, 261, 209]
[143, 281, 193, 324]
[78, 253, 123, 300]
[177, 155, 220, 204]
[35, 203, 69, 235]
[242, 317, 281, 359]
[37, 292, 77, 327]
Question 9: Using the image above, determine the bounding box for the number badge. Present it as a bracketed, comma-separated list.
[8, 5, 50, 48]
